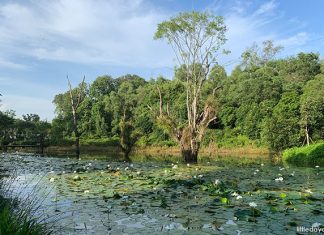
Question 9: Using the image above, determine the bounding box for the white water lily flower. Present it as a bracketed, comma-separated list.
[225, 219, 237, 225]
[136, 171, 141, 175]
[73, 170, 77, 173]
[261, 163, 264, 167]
[253, 172, 257, 175]
[312, 222, 321, 228]
[290, 171, 295, 176]
[255, 169, 259, 172]
[172, 165, 178, 169]
[214, 179, 220, 185]
[125, 167, 129, 171]
[249, 202, 257, 208]
[231, 192, 239, 197]
[315, 165, 320, 168]
[305, 189, 313, 194]
[88, 163, 92, 166]
[275, 177, 284, 182]
[236, 195, 242, 200]
[49, 178, 55, 182]
[116, 167, 120, 170]
[187, 163, 190, 167]
[198, 174, 203, 178]
[84, 190, 90, 194]
[130, 164, 134, 168]
[107, 164, 110, 168]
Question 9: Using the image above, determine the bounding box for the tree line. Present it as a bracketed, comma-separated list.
[0, 12, 323, 162]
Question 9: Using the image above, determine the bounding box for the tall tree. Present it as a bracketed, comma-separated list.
[300, 74, 324, 144]
[108, 78, 144, 159]
[67, 77, 86, 157]
[154, 11, 227, 162]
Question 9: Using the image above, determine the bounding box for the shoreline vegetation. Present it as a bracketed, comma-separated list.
[0, 178, 49, 235]
[283, 142, 324, 166]
[4, 144, 270, 157]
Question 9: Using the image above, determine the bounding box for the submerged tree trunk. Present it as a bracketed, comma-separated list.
[74, 129, 80, 157]
[122, 148, 131, 161]
[179, 126, 200, 163]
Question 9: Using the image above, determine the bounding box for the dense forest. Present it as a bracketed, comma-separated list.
[1, 50, 323, 155]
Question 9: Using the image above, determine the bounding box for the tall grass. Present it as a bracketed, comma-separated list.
[282, 142, 324, 166]
[0, 174, 52, 235]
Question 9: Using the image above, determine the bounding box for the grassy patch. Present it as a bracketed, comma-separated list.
[0, 197, 48, 235]
[282, 142, 324, 166]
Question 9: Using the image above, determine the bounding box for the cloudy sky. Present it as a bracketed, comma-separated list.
[0, 0, 323, 121]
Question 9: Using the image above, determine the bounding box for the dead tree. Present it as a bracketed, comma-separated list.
[67, 76, 86, 157]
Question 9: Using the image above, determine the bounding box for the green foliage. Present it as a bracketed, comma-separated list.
[300, 74, 324, 140]
[282, 142, 324, 166]
[154, 11, 226, 45]
[261, 91, 301, 151]
[80, 137, 120, 146]
[0, 197, 48, 235]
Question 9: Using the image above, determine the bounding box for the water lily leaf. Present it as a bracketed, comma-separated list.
[220, 197, 228, 204]
[279, 193, 287, 198]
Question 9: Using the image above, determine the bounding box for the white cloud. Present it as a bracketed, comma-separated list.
[219, 2, 280, 69]
[277, 32, 309, 48]
[254, 0, 278, 16]
[0, 95, 55, 121]
[0, 0, 173, 69]
[0, 58, 28, 70]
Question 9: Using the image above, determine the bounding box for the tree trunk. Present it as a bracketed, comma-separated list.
[305, 126, 310, 146]
[73, 115, 80, 158]
[75, 134, 80, 157]
[180, 126, 199, 163]
[122, 149, 132, 162]
[181, 147, 198, 163]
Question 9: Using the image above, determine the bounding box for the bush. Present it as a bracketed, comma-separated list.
[80, 136, 120, 146]
[282, 142, 324, 166]
[202, 129, 261, 148]
[49, 137, 75, 146]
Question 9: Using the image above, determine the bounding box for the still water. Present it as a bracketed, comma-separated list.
[0, 153, 323, 234]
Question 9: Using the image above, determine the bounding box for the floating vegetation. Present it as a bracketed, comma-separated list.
[0, 153, 323, 234]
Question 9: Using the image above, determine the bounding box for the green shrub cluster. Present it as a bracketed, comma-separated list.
[80, 136, 120, 146]
[282, 142, 324, 166]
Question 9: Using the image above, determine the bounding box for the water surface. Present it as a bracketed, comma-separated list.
[0, 153, 323, 234]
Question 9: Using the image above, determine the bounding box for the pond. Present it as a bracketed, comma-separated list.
[0, 152, 323, 234]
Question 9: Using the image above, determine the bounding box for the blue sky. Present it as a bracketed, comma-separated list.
[0, 0, 323, 121]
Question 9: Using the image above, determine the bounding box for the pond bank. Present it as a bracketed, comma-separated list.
[14, 144, 269, 157]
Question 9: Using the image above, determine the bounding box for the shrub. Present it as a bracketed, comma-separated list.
[282, 142, 324, 166]
[80, 136, 120, 146]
